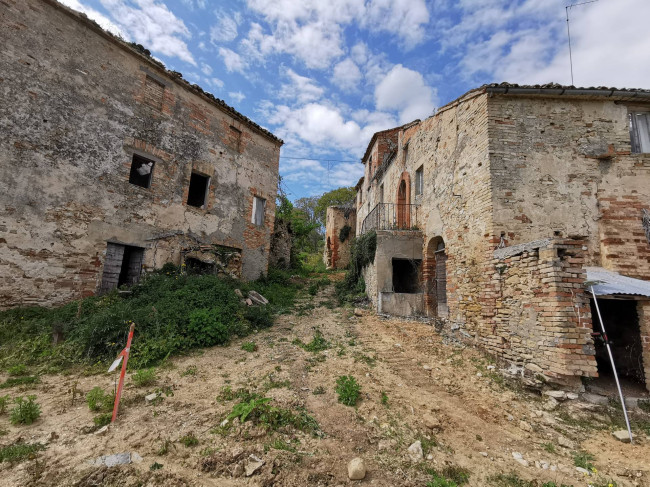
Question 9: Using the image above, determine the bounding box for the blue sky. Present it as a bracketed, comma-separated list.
[61, 0, 650, 201]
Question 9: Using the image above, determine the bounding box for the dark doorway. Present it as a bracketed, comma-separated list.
[187, 172, 210, 208]
[101, 243, 144, 293]
[590, 299, 646, 390]
[392, 258, 421, 293]
[185, 257, 216, 275]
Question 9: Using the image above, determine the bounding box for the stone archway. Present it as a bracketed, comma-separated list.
[424, 236, 448, 317]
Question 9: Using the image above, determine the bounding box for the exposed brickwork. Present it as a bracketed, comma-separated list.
[636, 301, 650, 391]
[0, 0, 281, 308]
[324, 207, 356, 270]
[356, 87, 650, 386]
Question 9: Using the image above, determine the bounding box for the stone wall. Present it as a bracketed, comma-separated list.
[324, 207, 356, 269]
[269, 219, 292, 270]
[636, 301, 650, 391]
[0, 0, 281, 308]
[487, 94, 650, 279]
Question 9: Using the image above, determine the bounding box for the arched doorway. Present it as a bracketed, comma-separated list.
[396, 173, 411, 229]
[424, 237, 448, 317]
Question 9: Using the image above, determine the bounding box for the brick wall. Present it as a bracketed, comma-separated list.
[0, 0, 281, 308]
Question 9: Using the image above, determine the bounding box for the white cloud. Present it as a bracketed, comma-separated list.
[243, 0, 430, 69]
[279, 69, 324, 103]
[59, 0, 124, 36]
[200, 63, 213, 75]
[209, 77, 224, 89]
[180, 0, 206, 9]
[98, 0, 196, 65]
[375, 65, 437, 123]
[229, 91, 246, 103]
[332, 58, 362, 92]
[219, 47, 247, 73]
[210, 11, 239, 43]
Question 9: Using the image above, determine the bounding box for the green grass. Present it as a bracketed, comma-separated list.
[132, 368, 158, 387]
[93, 412, 112, 427]
[0, 443, 45, 463]
[266, 438, 297, 452]
[542, 442, 556, 454]
[335, 375, 361, 406]
[241, 341, 257, 352]
[425, 465, 470, 487]
[0, 395, 9, 415]
[294, 329, 330, 352]
[0, 267, 300, 371]
[180, 433, 199, 447]
[381, 391, 388, 406]
[572, 451, 595, 471]
[0, 376, 40, 389]
[487, 473, 534, 487]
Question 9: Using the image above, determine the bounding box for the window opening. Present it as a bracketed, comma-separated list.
[185, 257, 216, 275]
[129, 154, 155, 188]
[187, 172, 210, 208]
[252, 196, 266, 226]
[415, 165, 423, 196]
[392, 258, 421, 293]
[101, 243, 144, 293]
[630, 112, 650, 153]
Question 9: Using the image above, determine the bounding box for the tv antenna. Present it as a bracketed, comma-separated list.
[565, 0, 599, 85]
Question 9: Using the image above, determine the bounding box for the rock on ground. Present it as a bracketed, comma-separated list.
[347, 457, 366, 480]
[407, 441, 423, 462]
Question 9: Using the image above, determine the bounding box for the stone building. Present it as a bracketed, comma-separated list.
[355, 83, 650, 390]
[323, 206, 356, 270]
[0, 0, 282, 308]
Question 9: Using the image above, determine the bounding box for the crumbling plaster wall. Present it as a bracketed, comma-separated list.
[0, 0, 281, 308]
[323, 207, 356, 269]
[488, 94, 650, 280]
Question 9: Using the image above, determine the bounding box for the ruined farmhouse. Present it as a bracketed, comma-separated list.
[351, 83, 650, 391]
[0, 0, 282, 309]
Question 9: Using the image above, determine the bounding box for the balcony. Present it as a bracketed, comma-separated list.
[360, 203, 421, 235]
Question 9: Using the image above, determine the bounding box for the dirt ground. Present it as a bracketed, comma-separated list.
[1, 278, 649, 487]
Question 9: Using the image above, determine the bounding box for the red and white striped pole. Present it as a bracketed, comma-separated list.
[109, 322, 135, 423]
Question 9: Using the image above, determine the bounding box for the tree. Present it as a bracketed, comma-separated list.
[314, 187, 356, 227]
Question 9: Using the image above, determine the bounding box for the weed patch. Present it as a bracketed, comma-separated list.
[10, 395, 41, 425]
[181, 365, 197, 377]
[180, 433, 199, 447]
[335, 375, 361, 406]
[241, 341, 257, 353]
[486, 472, 534, 487]
[295, 330, 330, 352]
[132, 368, 157, 387]
[0, 442, 45, 463]
[93, 412, 111, 427]
[86, 387, 113, 412]
[0, 376, 40, 389]
[0, 394, 9, 414]
[226, 395, 320, 435]
[573, 450, 596, 471]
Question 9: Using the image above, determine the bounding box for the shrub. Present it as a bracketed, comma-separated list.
[93, 412, 112, 427]
[227, 396, 320, 434]
[10, 395, 41, 425]
[187, 309, 230, 347]
[335, 376, 361, 406]
[243, 306, 274, 329]
[132, 368, 158, 387]
[86, 387, 114, 412]
[339, 225, 352, 243]
[299, 330, 330, 352]
[0, 442, 45, 463]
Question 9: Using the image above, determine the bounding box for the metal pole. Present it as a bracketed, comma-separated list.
[566, 6, 574, 85]
[590, 286, 634, 443]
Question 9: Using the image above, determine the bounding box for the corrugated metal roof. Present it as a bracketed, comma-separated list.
[585, 267, 650, 297]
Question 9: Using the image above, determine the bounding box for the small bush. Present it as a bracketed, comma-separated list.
[226, 395, 320, 434]
[132, 368, 158, 387]
[241, 342, 257, 353]
[243, 305, 274, 329]
[150, 462, 163, 471]
[93, 412, 112, 427]
[0, 395, 9, 415]
[180, 433, 199, 447]
[86, 387, 113, 412]
[10, 395, 41, 425]
[335, 375, 361, 406]
[0, 442, 45, 463]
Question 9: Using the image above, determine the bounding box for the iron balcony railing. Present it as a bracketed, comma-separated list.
[360, 203, 421, 235]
